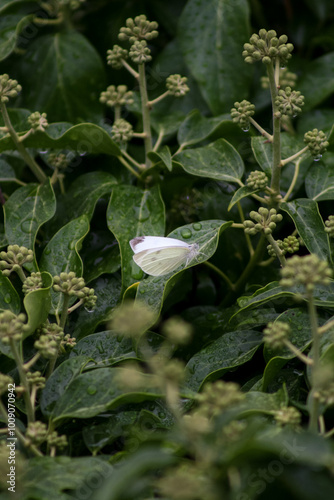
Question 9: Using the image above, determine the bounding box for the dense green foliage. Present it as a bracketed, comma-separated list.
[0, 0, 334, 499]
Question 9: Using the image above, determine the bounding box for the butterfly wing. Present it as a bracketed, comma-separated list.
[130, 236, 191, 253]
[133, 246, 192, 276]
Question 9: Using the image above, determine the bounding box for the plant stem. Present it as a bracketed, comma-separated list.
[307, 294, 321, 432]
[266, 233, 286, 266]
[117, 155, 141, 178]
[249, 117, 273, 141]
[16, 266, 27, 282]
[114, 104, 121, 121]
[318, 319, 334, 336]
[138, 64, 153, 167]
[266, 63, 281, 206]
[122, 149, 145, 170]
[282, 157, 301, 202]
[237, 201, 254, 256]
[153, 129, 164, 152]
[59, 294, 70, 330]
[0, 102, 47, 183]
[203, 261, 235, 291]
[9, 339, 35, 423]
[147, 91, 170, 107]
[121, 59, 139, 79]
[283, 339, 313, 365]
[280, 146, 309, 166]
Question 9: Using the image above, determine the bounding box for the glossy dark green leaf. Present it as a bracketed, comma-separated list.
[175, 139, 244, 183]
[17, 31, 105, 122]
[240, 387, 288, 416]
[0, 272, 20, 313]
[39, 215, 90, 315]
[298, 52, 334, 111]
[82, 232, 120, 284]
[178, 0, 251, 114]
[51, 367, 163, 422]
[228, 185, 260, 211]
[0, 158, 17, 182]
[184, 329, 263, 392]
[70, 330, 136, 368]
[4, 180, 56, 271]
[281, 199, 331, 261]
[40, 356, 91, 418]
[305, 153, 334, 200]
[177, 110, 234, 148]
[133, 220, 233, 320]
[0, 12, 34, 62]
[23, 271, 52, 336]
[107, 184, 165, 290]
[148, 145, 173, 171]
[71, 275, 121, 340]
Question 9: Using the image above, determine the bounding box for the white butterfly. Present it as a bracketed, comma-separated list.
[130, 236, 200, 276]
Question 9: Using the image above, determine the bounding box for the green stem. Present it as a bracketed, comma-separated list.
[266, 63, 281, 206]
[318, 319, 334, 336]
[16, 266, 27, 282]
[117, 155, 141, 178]
[46, 355, 58, 380]
[282, 158, 301, 202]
[122, 149, 145, 170]
[266, 233, 286, 267]
[237, 201, 254, 256]
[0, 103, 47, 183]
[307, 294, 321, 432]
[147, 91, 170, 107]
[203, 261, 235, 291]
[153, 128, 164, 152]
[283, 339, 313, 365]
[138, 63, 153, 167]
[281, 146, 309, 167]
[121, 59, 139, 79]
[249, 117, 273, 141]
[114, 105, 121, 121]
[59, 294, 70, 330]
[9, 339, 35, 423]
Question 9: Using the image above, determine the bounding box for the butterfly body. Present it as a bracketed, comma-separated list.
[130, 236, 199, 276]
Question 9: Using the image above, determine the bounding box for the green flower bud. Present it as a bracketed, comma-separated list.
[196, 380, 244, 418]
[275, 86, 304, 117]
[0, 311, 28, 344]
[304, 129, 329, 159]
[27, 112, 49, 132]
[78, 286, 97, 311]
[157, 464, 214, 500]
[242, 29, 293, 65]
[111, 118, 133, 144]
[230, 100, 255, 131]
[325, 215, 334, 237]
[263, 321, 290, 349]
[0, 74, 22, 103]
[100, 85, 134, 108]
[160, 359, 185, 385]
[47, 431, 68, 449]
[274, 406, 301, 426]
[109, 300, 155, 338]
[61, 333, 76, 348]
[162, 317, 193, 345]
[118, 15, 158, 44]
[26, 371, 45, 389]
[166, 74, 189, 97]
[34, 334, 58, 358]
[129, 40, 152, 64]
[52, 272, 86, 296]
[282, 235, 299, 254]
[106, 45, 128, 69]
[26, 421, 48, 446]
[59, 0, 85, 10]
[280, 254, 333, 294]
[244, 207, 282, 235]
[39, 323, 64, 346]
[22, 272, 43, 295]
[0, 245, 33, 276]
[47, 152, 70, 170]
[0, 373, 14, 395]
[246, 170, 269, 190]
[267, 239, 284, 257]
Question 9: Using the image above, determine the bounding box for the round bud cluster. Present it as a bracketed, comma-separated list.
[261, 68, 297, 89]
[109, 300, 155, 338]
[157, 464, 212, 500]
[181, 413, 212, 438]
[53, 272, 85, 296]
[118, 15, 158, 44]
[230, 100, 255, 130]
[47, 431, 68, 449]
[0, 74, 22, 103]
[0, 373, 14, 395]
[106, 45, 128, 69]
[22, 272, 43, 295]
[242, 29, 294, 65]
[100, 85, 134, 108]
[111, 118, 133, 144]
[246, 170, 268, 190]
[160, 359, 185, 386]
[220, 420, 247, 444]
[129, 40, 152, 64]
[47, 152, 70, 170]
[267, 239, 284, 258]
[280, 254, 333, 294]
[34, 334, 58, 359]
[166, 74, 189, 97]
[27, 112, 49, 132]
[25, 421, 48, 447]
[26, 371, 45, 389]
[263, 321, 290, 350]
[243, 207, 283, 235]
[0, 311, 28, 344]
[274, 406, 301, 426]
[162, 317, 193, 345]
[77, 286, 97, 311]
[40, 323, 64, 344]
[274, 87, 304, 117]
[304, 129, 329, 158]
[62, 333, 76, 348]
[282, 235, 299, 254]
[325, 216, 334, 237]
[0, 245, 34, 276]
[196, 380, 244, 418]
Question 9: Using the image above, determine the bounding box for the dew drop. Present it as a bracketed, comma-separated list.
[84, 307, 94, 313]
[39, 150, 49, 155]
[192, 222, 202, 231]
[68, 240, 76, 250]
[242, 127, 249, 132]
[87, 385, 97, 395]
[44, 248, 51, 255]
[314, 154, 322, 162]
[158, 412, 166, 419]
[181, 228, 192, 239]
[20, 219, 34, 234]
[4, 294, 12, 304]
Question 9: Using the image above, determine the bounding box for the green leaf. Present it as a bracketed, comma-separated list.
[178, 0, 251, 114]
[70, 275, 121, 340]
[184, 329, 263, 392]
[0, 1, 37, 62]
[23, 271, 53, 336]
[133, 220, 233, 320]
[281, 199, 331, 261]
[228, 185, 260, 211]
[175, 138, 244, 183]
[82, 231, 120, 283]
[51, 367, 162, 422]
[0, 158, 17, 182]
[40, 356, 91, 418]
[240, 387, 288, 416]
[107, 185, 165, 290]
[70, 330, 136, 368]
[39, 215, 90, 315]
[0, 122, 121, 156]
[298, 52, 334, 111]
[305, 153, 334, 200]
[147, 145, 173, 172]
[0, 272, 20, 313]
[251, 136, 272, 175]
[17, 31, 105, 122]
[3, 180, 56, 271]
[177, 109, 234, 148]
